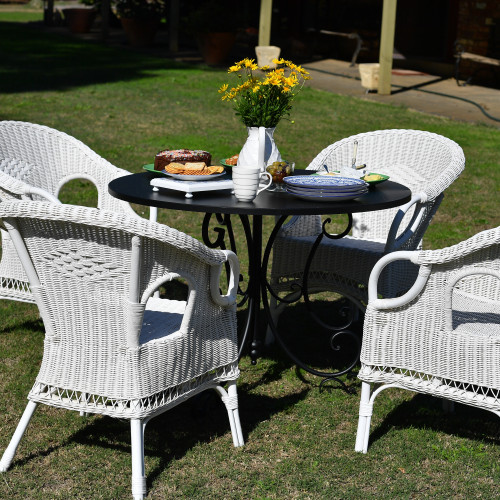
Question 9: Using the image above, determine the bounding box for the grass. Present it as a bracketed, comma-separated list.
[0, 8, 499, 499]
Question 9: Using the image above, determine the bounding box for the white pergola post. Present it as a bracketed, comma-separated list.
[258, 0, 273, 47]
[378, 0, 397, 95]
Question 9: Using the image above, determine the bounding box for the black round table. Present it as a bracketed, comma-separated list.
[109, 171, 412, 379]
[109, 171, 411, 216]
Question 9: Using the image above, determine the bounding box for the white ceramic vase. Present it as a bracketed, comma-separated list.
[237, 126, 282, 172]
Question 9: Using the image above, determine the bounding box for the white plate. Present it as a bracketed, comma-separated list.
[166, 172, 227, 181]
[143, 164, 227, 181]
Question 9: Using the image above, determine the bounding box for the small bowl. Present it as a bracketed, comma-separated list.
[362, 172, 390, 185]
[266, 161, 295, 191]
[220, 155, 239, 167]
[315, 170, 340, 176]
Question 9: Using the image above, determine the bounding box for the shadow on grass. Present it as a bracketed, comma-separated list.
[0, 21, 197, 94]
[260, 299, 364, 392]
[368, 392, 500, 449]
[0, 299, 43, 334]
[0, 317, 43, 335]
[9, 383, 308, 490]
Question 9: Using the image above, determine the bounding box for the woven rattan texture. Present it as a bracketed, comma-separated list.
[270, 129, 465, 309]
[0, 200, 240, 416]
[0, 201, 244, 497]
[355, 226, 500, 453]
[0, 121, 137, 304]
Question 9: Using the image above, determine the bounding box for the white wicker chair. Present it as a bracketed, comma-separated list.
[355, 225, 500, 452]
[0, 201, 244, 500]
[0, 120, 137, 304]
[270, 129, 465, 317]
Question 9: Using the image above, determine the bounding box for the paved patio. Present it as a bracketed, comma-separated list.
[303, 59, 500, 128]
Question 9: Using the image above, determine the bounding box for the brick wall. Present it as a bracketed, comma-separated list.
[456, 0, 500, 84]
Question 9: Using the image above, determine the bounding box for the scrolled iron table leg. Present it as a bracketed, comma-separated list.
[248, 215, 263, 364]
[261, 214, 361, 389]
[201, 212, 259, 361]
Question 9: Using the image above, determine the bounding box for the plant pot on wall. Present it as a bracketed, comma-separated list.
[197, 32, 236, 65]
[120, 17, 161, 47]
[63, 6, 96, 34]
[255, 46, 281, 68]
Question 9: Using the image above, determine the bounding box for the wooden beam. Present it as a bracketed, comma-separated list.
[258, 0, 273, 47]
[101, 0, 110, 40]
[378, 0, 397, 95]
[44, 0, 54, 25]
[169, 0, 180, 53]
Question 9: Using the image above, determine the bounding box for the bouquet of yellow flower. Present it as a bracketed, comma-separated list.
[218, 58, 310, 128]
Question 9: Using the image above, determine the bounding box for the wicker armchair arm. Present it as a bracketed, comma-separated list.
[368, 250, 431, 309]
[0, 170, 61, 203]
[25, 186, 61, 204]
[210, 250, 240, 306]
[369, 226, 500, 310]
[384, 193, 428, 252]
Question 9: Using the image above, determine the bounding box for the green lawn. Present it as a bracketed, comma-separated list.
[0, 9, 499, 500]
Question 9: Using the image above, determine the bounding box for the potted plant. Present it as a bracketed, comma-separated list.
[218, 57, 310, 168]
[186, 0, 240, 65]
[111, 0, 166, 47]
[62, 0, 100, 34]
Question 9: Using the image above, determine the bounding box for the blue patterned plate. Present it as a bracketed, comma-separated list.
[284, 175, 368, 189]
[286, 189, 367, 202]
[286, 186, 368, 197]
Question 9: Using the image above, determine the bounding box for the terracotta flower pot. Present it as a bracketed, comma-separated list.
[63, 7, 96, 34]
[120, 17, 160, 47]
[197, 32, 236, 65]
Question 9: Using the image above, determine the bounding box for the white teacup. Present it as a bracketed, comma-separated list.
[232, 166, 272, 202]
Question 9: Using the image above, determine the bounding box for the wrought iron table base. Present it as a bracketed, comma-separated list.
[202, 212, 362, 387]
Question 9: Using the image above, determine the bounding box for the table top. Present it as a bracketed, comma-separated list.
[109, 171, 412, 216]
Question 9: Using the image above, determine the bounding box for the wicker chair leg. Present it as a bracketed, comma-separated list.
[216, 382, 244, 448]
[0, 400, 38, 471]
[355, 382, 372, 453]
[442, 399, 455, 413]
[130, 419, 147, 500]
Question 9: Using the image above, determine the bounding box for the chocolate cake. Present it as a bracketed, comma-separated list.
[154, 149, 212, 171]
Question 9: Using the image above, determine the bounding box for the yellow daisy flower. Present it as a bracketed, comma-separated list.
[220, 57, 310, 127]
